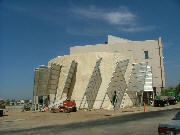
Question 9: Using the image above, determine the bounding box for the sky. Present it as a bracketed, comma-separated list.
[0, 0, 180, 100]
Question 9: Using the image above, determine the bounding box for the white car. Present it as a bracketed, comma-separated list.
[158, 111, 180, 135]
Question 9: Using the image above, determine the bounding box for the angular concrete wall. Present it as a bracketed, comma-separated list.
[34, 66, 50, 96]
[33, 64, 61, 106]
[59, 60, 77, 99]
[48, 55, 71, 102]
[82, 58, 102, 109]
[48, 52, 135, 109]
[106, 60, 129, 110]
[48, 63, 62, 95]
[33, 64, 61, 97]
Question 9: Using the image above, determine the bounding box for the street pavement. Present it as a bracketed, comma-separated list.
[0, 108, 180, 135]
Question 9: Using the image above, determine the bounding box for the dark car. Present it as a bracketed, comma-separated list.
[158, 111, 180, 134]
[23, 104, 31, 111]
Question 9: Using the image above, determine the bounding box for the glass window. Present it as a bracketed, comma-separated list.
[144, 51, 149, 59]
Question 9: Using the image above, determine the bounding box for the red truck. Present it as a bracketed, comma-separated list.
[51, 99, 77, 113]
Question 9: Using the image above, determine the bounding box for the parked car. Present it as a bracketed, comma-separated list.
[154, 96, 169, 107]
[168, 96, 177, 105]
[23, 104, 31, 111]
[158, 111, 180, 134]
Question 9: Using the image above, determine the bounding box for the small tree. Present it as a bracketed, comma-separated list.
[166, 86, 175, 92]
[175, 83, 180, 94]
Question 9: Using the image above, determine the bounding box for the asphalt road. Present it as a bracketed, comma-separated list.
[1, 108, 180, 135]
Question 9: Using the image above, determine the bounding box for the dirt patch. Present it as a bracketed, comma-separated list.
[1, 103, 180, 131]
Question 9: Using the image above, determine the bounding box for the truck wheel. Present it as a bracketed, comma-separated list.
[72, 107, 77, 112]
[154, 101, 158, 107]
[160, 101, 164, 107]
[64, 107, 70, 113]
[154, 101, 157, 107]
[173, 101, 176, 105]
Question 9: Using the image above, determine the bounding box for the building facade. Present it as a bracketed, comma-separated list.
[33, 35, 165, 110]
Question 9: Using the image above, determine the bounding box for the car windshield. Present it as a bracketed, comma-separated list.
[172, 111, 180, 120]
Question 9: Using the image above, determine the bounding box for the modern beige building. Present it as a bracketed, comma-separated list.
[33, 35, 165, 110]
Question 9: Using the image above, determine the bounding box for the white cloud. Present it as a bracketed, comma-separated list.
[71, 6, 155, 33]
[105, 11, 135, 25]
[71, 6, 136, 25]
